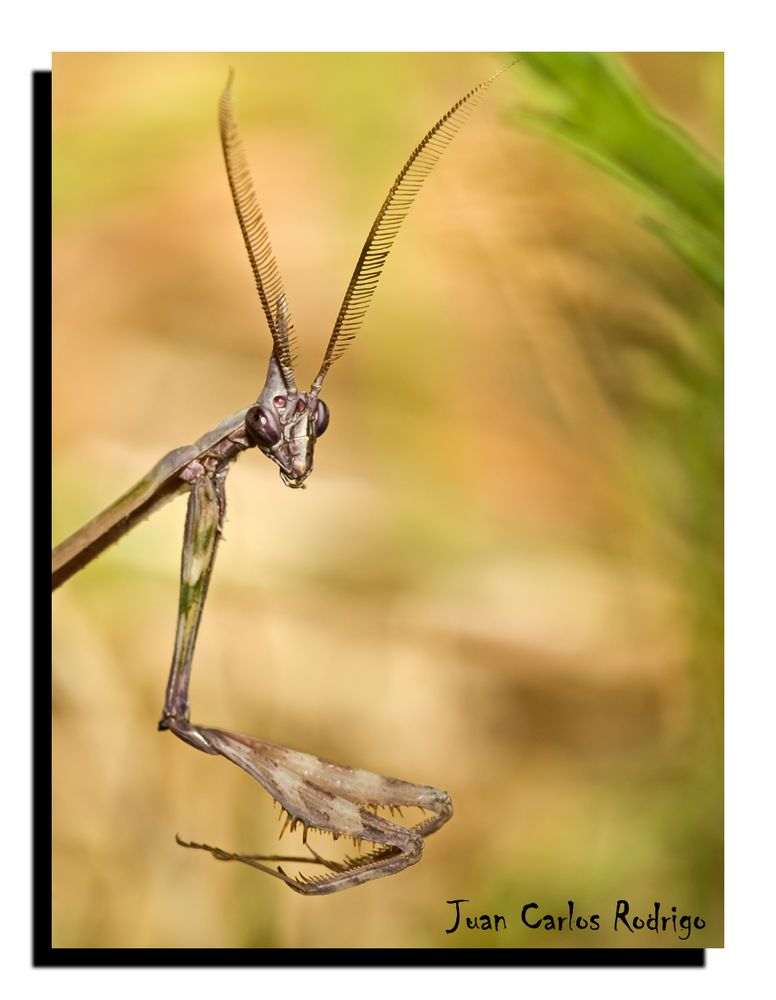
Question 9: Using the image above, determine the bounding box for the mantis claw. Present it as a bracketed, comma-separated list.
[170, 726, 451, 894]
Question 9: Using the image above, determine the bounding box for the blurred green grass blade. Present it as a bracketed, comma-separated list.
[512, 53, 723, 293]
[642, 216, 724, 300]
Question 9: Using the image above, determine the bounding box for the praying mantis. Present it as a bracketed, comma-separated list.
[52, 63, 511, 894]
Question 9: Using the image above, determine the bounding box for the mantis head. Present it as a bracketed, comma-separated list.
[245, 353, 330, 489]
[219, 65, 508, 488]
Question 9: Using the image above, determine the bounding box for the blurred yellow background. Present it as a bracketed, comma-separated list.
[52, 52, 723, 948]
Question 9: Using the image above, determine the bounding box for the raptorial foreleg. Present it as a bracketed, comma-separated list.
[158, 464, 226, 753]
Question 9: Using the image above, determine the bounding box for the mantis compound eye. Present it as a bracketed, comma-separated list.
[245, 405, 281, 448]
[314, 399, 330, 437]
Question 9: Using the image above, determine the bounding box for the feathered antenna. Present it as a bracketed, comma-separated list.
[219, 69, 297, 392]
[311, 61, 516, 393]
